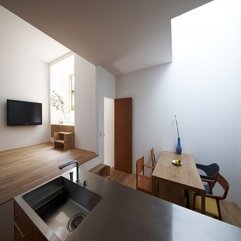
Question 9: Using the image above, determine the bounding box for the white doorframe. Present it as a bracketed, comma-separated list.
[104, 97, 114, 167]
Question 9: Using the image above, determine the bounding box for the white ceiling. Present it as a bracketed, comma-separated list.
[0, 0, 212, 76]
[0, 5, 70, 63]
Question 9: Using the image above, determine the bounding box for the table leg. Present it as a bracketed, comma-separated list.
[152, 176, 159, 197]
[201, 191, 205, 214]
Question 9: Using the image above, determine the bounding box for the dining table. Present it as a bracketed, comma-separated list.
[152, 151, 205, 213]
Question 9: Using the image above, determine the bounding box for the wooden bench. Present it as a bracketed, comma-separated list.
[89, 163, 111, 177]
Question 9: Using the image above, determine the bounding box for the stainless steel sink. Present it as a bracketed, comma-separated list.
[23, 176, 102, 240]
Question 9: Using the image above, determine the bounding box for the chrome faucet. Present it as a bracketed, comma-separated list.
[59, 160, 79, 183]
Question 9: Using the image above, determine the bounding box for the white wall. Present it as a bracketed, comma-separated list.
[96, 66, 116, 162]
[0, 6, 50, 151]
[74, 54, 96, 151]
[116, 0, 241, 206]
[74, 64, 115, 166]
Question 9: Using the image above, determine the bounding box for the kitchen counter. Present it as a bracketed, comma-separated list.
[15, 168, 241, 241]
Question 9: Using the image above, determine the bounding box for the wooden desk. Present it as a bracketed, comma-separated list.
[152, 151, 205, 212]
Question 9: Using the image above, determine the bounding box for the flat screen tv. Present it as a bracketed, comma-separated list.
[7, 99, 42, 126]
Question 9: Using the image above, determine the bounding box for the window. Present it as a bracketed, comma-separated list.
[50, 54, 74, 124]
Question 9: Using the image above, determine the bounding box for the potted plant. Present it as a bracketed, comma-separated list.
[50, 90, 65, 124]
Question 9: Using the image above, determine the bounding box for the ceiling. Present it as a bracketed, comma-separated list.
[0, 0, 212, 76]
[0, 5, 70, 63]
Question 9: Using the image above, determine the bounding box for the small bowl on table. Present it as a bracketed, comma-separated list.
[172, 159, 182, 166]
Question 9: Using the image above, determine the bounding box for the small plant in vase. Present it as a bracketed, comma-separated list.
[174, 115, 182, 155]
[50, 90, 65, 124]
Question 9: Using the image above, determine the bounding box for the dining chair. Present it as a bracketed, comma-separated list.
[150, 147, 157, 168]
[192, 173, 229, 220]
[196, 163, 220, 194]
[136, 156, 153, 195]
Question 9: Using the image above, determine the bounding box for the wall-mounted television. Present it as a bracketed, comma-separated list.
[7, 99, 42, 126]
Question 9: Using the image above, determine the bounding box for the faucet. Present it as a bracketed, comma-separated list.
[59, 160, 79, 183]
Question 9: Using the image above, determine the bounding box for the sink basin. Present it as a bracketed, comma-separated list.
[23, 176, 102, 240]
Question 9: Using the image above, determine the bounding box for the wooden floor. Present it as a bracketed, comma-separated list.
[108, 168, 241, 229]
[0, 143, 97, 204]
[109, 168, 136, 189]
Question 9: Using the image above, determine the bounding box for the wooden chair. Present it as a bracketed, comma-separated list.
[150, 148, 157, 168]
[196, 163, 220, 194]
[192, 173, 229, 220]
[136, 156, 153, 195]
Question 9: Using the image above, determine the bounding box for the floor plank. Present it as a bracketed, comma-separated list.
[109, 168, 136, 189]
[221, 200, 241, 228]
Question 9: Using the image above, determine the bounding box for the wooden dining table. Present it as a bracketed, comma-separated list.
[152, 151, 205, 213]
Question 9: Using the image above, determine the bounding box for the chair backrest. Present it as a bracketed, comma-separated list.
[216, 173, 229, 199]
[150, 148, 157, 167]
[196, 163, 220, 177]
[196, 162, 220, 184]
[206, 163, 220, 178]
[136, 156, 153, 194]
[136, 156, 144, 175]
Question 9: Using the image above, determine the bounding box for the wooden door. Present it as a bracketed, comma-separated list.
[114, 98, 132, 173]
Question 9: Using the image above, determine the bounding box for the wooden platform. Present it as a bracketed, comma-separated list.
[0, 142, 97, 204]
[89, 163, 111, 177]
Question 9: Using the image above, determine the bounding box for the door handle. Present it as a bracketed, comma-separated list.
[12, 218, 30, 239]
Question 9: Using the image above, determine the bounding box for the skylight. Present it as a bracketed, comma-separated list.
[171, 0, 240, 61]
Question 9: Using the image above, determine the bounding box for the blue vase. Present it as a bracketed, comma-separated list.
[176, 137, 182, 155]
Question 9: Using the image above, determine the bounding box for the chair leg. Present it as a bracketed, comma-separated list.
[217, 200, 222, 220]
[192, 194, 197, 210]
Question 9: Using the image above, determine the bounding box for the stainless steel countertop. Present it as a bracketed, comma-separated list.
[15, 168, 241, 241]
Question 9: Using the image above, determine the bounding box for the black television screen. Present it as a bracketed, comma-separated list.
[7, 99, 42, 126]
